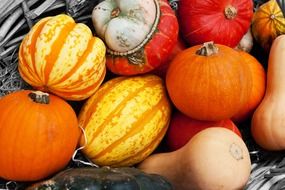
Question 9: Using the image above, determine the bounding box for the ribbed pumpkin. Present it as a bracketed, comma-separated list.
[252, 0, 285, 52]
[166, 41, 252, 121]
[18, 14, 106, 100]
[0, 90, 79, 181]
[231, 51, 266, 123]
[178, 0, 253, 48]
[78, 74, 171, 167]
[92, 0, 178, 75]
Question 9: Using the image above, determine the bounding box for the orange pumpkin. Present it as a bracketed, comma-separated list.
[231, 51, 266, 123]
[18, 14, 106, 101]
[78, 74, 171, 167]
[251, 0, 285, 52]
[0, 90, 80, 181]
[166, 41, 252, 121]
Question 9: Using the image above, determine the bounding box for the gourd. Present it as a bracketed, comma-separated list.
[166, 111, 241, 151]
[178, 0, 253, 48]
[251, 0, 285, 52]
[166, 41, 252, 121]
[18, 14, 106, 100]
[139, 127, 251, 190]
[27, 167, 173, 190]
[78, 74, 171, 167]
[235, 28, 254, 53]
[92, 0, 178, 75]
[231, 50, 266, 123]
[0, 90, 79, 181]
[251, 34, 285, 150]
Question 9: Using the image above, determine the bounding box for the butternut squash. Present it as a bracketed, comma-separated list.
[138, 127, 251, 190]
[251, 34, 285, 150]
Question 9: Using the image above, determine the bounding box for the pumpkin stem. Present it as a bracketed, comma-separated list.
[111, 7, 120, 18]
[224, 5, 237, 19]
[196, 41, 219, 56]
[28, 91, 50, 104]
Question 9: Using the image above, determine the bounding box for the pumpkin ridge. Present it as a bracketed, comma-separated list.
[0, 96, 22, 179]
[43, 22, 76, 85]
[89, 93, 169, 163]
[49, 38, 98, 86]
[49, 68, 106, 100]
[19, 18, 51, 85]
[19, 47, 41, 86]
[78, 77, 127, 134]
[50, 58, 105, 90]
[106, 0, 161, 56]
[111, 118, 169, 167]
[83, 78, 162, 155]
[83, 78, 164, 158]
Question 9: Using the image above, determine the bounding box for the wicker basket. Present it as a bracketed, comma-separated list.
[1, 0, 285, 189]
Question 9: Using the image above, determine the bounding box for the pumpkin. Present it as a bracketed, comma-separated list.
[251, 0, 285, 52]
[166, 111, 241, 151]
[92, 0, 178, 75]
[231, 51, 266, 123]
[251, 34, 285, 150]
[0, 90, 79, 181]
[178, 0, 253, 48]
[139, 127, 251, 190]
[18, 14, 106, 101]
[235, 28, 254, 53]
[78, 74, 171, 167]
[151, 35, 187, 79]
[166, 41, 252, 121]
[27, 167, 173, 190]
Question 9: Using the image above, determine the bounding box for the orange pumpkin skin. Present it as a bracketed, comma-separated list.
[78, 74, 171, 167]
[231, 51, 266, 123]
[251, 0, 285, 52]
[166, 42, 252, 121]
[18, 14, 106, 101]
[0, 90, 80, 181]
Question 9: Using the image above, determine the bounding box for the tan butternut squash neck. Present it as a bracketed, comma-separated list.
[266, 35, 285, 94]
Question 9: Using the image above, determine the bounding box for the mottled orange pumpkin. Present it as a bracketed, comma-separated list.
[78, 74, 171, 167]
[0, 90, 80, 181]
[18, 14, 106, 100]
[252, 0, 285, 52]
[166, 41, 252, 121]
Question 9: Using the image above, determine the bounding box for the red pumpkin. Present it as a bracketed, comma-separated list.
[166, 111, 241, 151]
[166, 41, 252, 121]
[0, 90, 80, 181]
[178, 0, 253, 48]
[151, 35, 187, 79]
[92, 0, 179, 75]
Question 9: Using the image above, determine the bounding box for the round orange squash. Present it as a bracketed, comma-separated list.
[231, 51, 266, 123]
[18, 14, 106, 101]
[166, 41, 252, 121]
[0, 90, 80, 181]
[78, 74, 171, 167]
[251, 0, 285, 52]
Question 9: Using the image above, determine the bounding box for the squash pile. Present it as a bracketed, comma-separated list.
[0, 0, 284, 189]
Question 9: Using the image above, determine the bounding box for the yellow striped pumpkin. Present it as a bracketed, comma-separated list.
[78, 74, 171, 167]
[18, 14, 106, 100]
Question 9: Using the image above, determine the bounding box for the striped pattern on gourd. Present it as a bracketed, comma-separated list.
[18, 14, 106, 100]
[78, 74, 171, 167]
